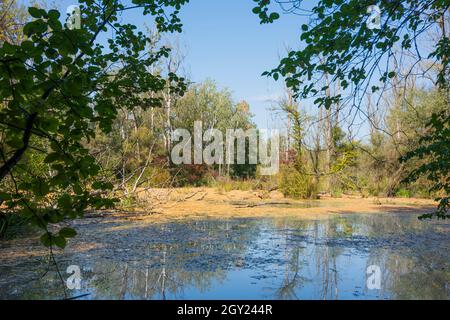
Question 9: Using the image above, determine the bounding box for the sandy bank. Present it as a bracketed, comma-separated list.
[112, 187, 437, 222]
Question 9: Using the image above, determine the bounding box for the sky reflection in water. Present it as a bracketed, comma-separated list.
[0, 212, 448, 300]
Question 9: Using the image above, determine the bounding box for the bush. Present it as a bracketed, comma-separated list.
[279, 165, 318, 199]
[395, 188, 411, 198]
[171, 164, 211, 186]
[144, 166, 172, 187]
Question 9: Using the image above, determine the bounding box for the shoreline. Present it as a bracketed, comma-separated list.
[112, 187, 437, 223]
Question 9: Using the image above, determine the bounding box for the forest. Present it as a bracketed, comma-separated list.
[0, 0, 448, 301]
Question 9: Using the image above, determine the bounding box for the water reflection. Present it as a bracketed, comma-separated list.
[0, 213, 448, 299]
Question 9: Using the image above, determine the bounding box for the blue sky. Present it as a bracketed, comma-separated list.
[21, 0, 310, 129]
[177, 0, 305, 128]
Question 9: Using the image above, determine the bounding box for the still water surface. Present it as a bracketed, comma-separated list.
[0, 212, 448, 299]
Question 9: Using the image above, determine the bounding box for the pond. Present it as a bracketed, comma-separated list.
[0, 212, 449, 300]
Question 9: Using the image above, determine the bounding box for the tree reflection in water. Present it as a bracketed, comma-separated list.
[0, 213, 448, 299]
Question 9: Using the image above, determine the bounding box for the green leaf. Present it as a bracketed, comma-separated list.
[53, 235, 67, 249]
[58, 194, 72, 210]
[6, 138, 23, 149]
[269, 12, 280, 21]
[59, 227, 77, 238]
[48, 9, 60, 20]
[28, 7, 44, 18]
[31, 179, 50, 197]
[44, 153, 60, 163]
[92, 181, 103, 190]
[40, 233, 52, 247]
[73, 183, 83, 195]
[0, 193, 11, 201]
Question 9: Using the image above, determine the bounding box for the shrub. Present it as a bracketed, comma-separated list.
[144, 166, 172, 187]
[279, 165, 317, 199]
[395, 188, 411, 198]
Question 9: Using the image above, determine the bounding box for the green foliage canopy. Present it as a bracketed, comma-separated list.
[253, 0, 449, 103]
[0, 0, 189, 247]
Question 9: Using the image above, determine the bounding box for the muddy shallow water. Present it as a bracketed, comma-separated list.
[0, 212, 449, 300]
